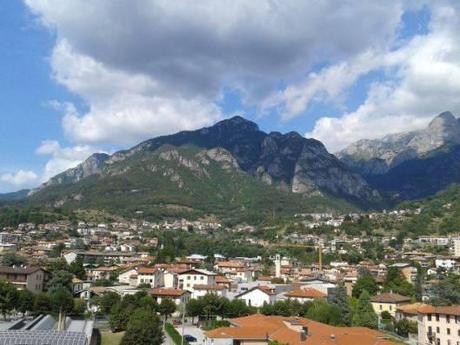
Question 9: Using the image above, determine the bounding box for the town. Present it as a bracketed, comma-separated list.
[0, 207, 459, 345]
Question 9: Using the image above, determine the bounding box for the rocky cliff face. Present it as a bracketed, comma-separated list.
[337, 111, 460, 175]
[36, 153, 110, 191]
[34, 116, 379, 204]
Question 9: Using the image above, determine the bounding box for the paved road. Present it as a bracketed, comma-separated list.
[174, 324, 206, 345]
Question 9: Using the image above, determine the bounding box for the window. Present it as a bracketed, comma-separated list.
[389, 305, 393, 311]
[200, 276, 204, 280]
[428, 326, 432, 334]
[447, 328, 450, 335]
[436, 314, 440, 321]
[428, 314, 432, 321]
[447, 315, 450, 323]
[380, 305, 382, 310]
[436, 327, 440, 333]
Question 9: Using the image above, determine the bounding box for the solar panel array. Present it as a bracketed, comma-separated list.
[0, 330, 87, 345]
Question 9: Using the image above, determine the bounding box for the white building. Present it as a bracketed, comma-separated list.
[235, 286, 276, 308]
[417, 305, 460, 345]
[454, 239, 460, 258]
[435, 259, 456, 270]
[178, 269, 216, 292]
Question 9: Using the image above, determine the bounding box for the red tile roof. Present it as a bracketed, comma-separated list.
[150, 288, 188, 297]
[370, 293, 411, 303]
[285, 288, 326, 299]
[206, 314, 396, 345]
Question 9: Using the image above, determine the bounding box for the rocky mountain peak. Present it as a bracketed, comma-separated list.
[428, 111, 458, 132]
[212, 115, 259, 133]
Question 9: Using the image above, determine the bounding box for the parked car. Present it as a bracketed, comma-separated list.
[184, 335, 197, 342]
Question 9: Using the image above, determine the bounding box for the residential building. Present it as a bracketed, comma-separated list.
[235, 286, 276, 307]
[370, 293, 412, 317]
[205, 314, 396, 345]
[178, 269, 216, 292]
[453, 239, 460, 258]
[137, 267, 163, 288]
[0, 266, 48, 293]
[149, 288, 191, 306]
[417, 305, 460, 345]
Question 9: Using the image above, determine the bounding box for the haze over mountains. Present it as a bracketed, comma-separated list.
[3, 111, 460, 216]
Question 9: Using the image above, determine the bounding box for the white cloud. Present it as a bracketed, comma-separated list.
[0, 170, 40, 189]
[36, 140, 100, 181]
[25, 0, 405, 146]
[306, 2, 460, 152]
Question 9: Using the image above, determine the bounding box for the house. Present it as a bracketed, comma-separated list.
[137, 267, 163, 287]
[370, 293, 411, 317]
[216, 275, 232, 290]
[118, 268, 138, 286]
[285, 288, 326, 303]
[192, 284, 227, 299]
[86, 266, 117, 281]
[150, 288, 191, 306]
[395, 303, 430, 322]
[178, 269, 216, 292]
[205, 314, 396, 345]
[71, 278, 84, 294]
[235, 286, 276, 307]
[417, 305, 460, 345]
[0, 266, 48, 293]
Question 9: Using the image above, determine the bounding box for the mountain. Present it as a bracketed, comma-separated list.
[28, 116, 380, 219]
[0, 189, 29, 202]
[337, 111, 460, 175]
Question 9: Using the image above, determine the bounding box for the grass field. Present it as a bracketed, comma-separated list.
[101, 331, 125, 345]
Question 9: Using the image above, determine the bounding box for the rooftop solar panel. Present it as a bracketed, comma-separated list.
[0, 330, 87, 345]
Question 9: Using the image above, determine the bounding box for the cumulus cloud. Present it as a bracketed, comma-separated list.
[305, 2, 460, 151]
[36, 140, 101, 181]
[0, 170, 40, 188]
[25, 0, 405, 146]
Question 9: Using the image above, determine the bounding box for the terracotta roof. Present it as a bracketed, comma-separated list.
[285, 288, 326, 299]
[137, 267, 158, 274]
[370, 293, 411, 304]
[150, 288, 188, 297]
[0, 266, 43, 275]
[216, 275, 231, 283]
[217, 260, 245, 268]
[396, 303, 430, 315]
[206, 314, 396, 345]
[417, 305, 460, 316]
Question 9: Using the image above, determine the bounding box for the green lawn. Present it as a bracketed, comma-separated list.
[101, 331, 125, 345]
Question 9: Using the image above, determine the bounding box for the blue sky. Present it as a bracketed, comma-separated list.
[1, 1, 460, 192]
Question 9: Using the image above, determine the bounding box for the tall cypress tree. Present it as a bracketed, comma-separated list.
[351, 290, 378, 329]
[328, 284, 351, 326]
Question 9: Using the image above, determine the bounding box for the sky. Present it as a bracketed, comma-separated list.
[1, 1, 460, 193]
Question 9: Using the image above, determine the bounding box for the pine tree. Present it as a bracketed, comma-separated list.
[328, 284, 351, 326]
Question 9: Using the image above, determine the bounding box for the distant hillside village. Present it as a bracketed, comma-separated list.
[0, 209, 459, 345]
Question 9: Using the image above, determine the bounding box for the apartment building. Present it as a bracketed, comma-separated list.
[417, 305, 460, 345]
[0, 266, 48, 293]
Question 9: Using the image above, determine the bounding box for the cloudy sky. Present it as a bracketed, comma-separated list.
[1, 1, 460, 192]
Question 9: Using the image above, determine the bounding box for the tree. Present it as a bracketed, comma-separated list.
[109, 303, 135, 332]
[383, 267, 414, 297]
[17, 289, 34, 316]
[352, 275, 378, 298]
[305, 299, 341, 326]
[328, 285, 351, 326]
[351, 291, 378, 329]
[69, 259, 86, 280]
[158, 298, 176, 323]
[50, 288, 74, 325]
[0, 280, 18, 319]
[47, 270, 73, 293]
[186, 298, 202, 323]
[33, 293, 52, 316]
[394, 319, 418, 337]
[121, 308, 163, 345]
[95, 292, 121, 315]
[430, 274, 460, 306]
[1, 253, 27, 267]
